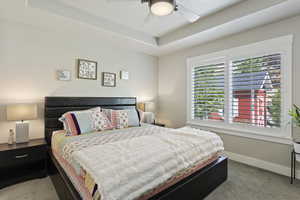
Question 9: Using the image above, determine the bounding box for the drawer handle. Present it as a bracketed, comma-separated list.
[15, 154, 29, 159]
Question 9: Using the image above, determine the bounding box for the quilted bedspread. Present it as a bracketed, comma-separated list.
[72, 126, 224, 200]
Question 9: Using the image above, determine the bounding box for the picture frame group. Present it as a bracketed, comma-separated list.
[57, 59, 124, 88]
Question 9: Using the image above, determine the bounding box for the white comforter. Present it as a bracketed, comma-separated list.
[73, 126, 224, 200]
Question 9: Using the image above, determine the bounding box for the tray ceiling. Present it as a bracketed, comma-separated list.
[59, 0, 243, 37]
[2, 0, 300, 56]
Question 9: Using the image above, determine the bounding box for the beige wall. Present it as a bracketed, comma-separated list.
[0, 19, 158, 143]
[157, 15, 300, 167]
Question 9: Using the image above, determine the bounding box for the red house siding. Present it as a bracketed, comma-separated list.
[234, 89, 267, 126]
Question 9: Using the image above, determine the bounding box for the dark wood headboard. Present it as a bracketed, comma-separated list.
[44, 96, 138, 145]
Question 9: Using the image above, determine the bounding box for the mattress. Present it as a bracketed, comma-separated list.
[51, 125, 223, 200]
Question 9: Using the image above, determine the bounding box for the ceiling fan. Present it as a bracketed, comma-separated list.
[107, 0, 200, 23]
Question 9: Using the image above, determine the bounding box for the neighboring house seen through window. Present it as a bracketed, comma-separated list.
[230, 54, 281, 128]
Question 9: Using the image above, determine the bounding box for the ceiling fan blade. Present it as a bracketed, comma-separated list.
[176, 3, 200, 23]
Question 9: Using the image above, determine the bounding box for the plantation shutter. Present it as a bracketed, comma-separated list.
[229, 53, 281, 127]
[192, 63, 225, 121]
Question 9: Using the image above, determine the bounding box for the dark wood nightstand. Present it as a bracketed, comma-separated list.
[153, 122, 166, 127]
[0, 138, 47, 189]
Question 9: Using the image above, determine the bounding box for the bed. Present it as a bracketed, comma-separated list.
[45, 97, 228, 200]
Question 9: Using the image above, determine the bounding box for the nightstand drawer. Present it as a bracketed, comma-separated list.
[0, 145, 46, 168]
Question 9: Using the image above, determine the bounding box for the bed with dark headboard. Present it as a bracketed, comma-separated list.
[44, 96, 227, 200]
[44, 96, 138, 145]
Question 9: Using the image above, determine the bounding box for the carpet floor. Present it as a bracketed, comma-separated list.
[206, 161, 300, 200]
[0, 160, 299, 200]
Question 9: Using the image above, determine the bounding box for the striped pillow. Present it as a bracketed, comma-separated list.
[59, 107, 113, 136]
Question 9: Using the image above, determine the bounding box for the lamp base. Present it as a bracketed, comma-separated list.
[143, 112, 155, 124]
[15, 122, 29, 143]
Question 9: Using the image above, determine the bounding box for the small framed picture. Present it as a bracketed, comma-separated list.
[77, 59, 97, 80]
[57, 70, 71, 81]
[102, 72, 116, 87]
[120, 70, 129, 80]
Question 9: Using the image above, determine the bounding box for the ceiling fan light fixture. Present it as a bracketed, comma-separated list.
[150, 0, 175, 16]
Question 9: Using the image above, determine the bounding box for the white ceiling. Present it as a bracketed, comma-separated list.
[59, 0, 243, 37]
[2, 0, 300, 56]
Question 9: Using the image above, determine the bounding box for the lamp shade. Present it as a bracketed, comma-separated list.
[6, 104, 38, 121]
[144, 102, 156, 113]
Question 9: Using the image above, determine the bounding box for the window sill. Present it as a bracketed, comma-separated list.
[186, 121, 292, 145]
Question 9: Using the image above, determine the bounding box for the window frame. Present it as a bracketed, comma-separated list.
[186, 35, 293, 143]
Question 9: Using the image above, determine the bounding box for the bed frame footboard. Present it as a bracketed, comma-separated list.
[48, 150, 227, 200]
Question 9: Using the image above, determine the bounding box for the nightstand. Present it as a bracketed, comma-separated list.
[0, 138, 47, 189]
[153, 122, 166, 127]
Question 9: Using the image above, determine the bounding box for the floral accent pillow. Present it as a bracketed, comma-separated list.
[102, 109, 129, 129]
[91, 111, 113, 131]
[116, 110, 129, 129]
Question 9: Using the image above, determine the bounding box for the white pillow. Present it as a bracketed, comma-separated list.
[126, 109, 140, 127]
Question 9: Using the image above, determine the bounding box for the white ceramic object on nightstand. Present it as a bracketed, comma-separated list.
[8, 129, 14, 145]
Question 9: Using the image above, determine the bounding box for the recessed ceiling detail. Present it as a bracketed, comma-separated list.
[58, 0, 243, 37]
[26, 0, 244, 47]
[27, 0, 157, 46]
[5, 0, 300, 56]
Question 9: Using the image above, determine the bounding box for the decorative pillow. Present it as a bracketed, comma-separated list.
[126, 109, 140, 127]
[91, 111, 114, 131]
[59, 107, 113, 136]
[116, 110, 129, 129]
[102, 109, 129, 129]
[59, 107, 99, 136]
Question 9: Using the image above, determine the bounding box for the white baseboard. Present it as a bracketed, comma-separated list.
[224, 151, 300, 180]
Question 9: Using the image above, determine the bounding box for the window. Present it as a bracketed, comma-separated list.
[192, 63, 225, 121]
[230, 54, 281, 128]
[187, 35, 292, 140]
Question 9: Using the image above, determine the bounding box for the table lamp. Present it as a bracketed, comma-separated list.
[138, 102, 156, 124]
[6, 104, 38, 143]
